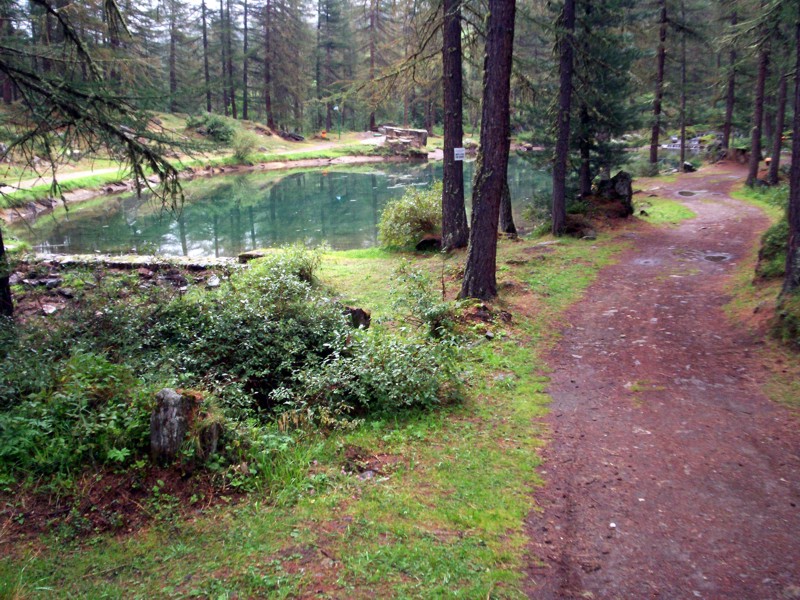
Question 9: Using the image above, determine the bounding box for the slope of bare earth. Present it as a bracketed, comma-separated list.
[526, 163, 800, 599]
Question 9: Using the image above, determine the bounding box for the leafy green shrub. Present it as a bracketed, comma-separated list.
[290, 330, 459, 418]
[391, 261, 456, 338]
[187, 113, 239, 144]
[245, 243, 323, 284]
[756, 220, 788, 279]
[0, 349, 150, 478]
[775, 293, 800, 348]
[232, 129, 260, 162]
[0, 245, 463, 485]
[378, 182, 442, 248]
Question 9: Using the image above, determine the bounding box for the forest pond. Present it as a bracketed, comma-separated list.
[13, 156, 550, 257]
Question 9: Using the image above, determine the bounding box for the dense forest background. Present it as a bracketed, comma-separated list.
[0, 0, 793, 149]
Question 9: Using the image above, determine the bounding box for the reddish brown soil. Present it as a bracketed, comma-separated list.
[526, 163, 800, 599]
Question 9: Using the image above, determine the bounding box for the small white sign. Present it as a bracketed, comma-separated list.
[454, 147, 466, 161]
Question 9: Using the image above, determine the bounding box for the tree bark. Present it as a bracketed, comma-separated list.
[459, 0, 515, 300]
[578, 104, 591, 196]
[783, 17, 800, 295]
[242, 0, 249, 120]
[649, 0, 667, 168]
[264, 0, 274, 129]
[0, 15, 14, 103]
[168, 0, 178, 112]
[746, 35, 770, 186]
[722, 10, 737, 152]
[499, 181, 516, 235]
[201, 0, 212, 112]
[225, 0, 237, 119]
[0, 227, 12, 318]
[764, 94, 775, 151]
[368, 0, 377, 131]
[679, 0, 687, 169]
[220, 0, 230, 115]
[767, 74, 787, 186]
[441, 0, 468, 250]
[552, 0, 575, 235]
[315, 0, 323, 129]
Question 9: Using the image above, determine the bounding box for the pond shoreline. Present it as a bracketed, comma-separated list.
[1, 152, 429, 225]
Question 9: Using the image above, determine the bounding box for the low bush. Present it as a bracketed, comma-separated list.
[0, 349, 150, 479]
[391, 261, 456, 338]
[231, 129, 260, 163]
[186, 113, 239, 144]
[775, 293, 800, 349]
[378, 182, 442, 248]
[0, 245, 462, 485]
[292, 330, 459, 418]
[756, 220, 788, 279]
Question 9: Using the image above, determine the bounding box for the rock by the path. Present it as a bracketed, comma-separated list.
[206, 275, 221, 288]
[596, 170, 634, 217]
[41, 304, 58, 315]
[415, 235, 442, 252]
[344, 306, 371, 329]
[238, 249, 271, 264]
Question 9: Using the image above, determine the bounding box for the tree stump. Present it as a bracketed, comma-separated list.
[150, 388, 192, 464]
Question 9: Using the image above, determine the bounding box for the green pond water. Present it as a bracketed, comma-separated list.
[13, 156, 550, 257]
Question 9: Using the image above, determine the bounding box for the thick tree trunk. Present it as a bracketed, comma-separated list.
[768, 74, 787, 186]
[747, 38, 770, 186]
[783, 18, 800, 295]
[552, 0, 575, 236]
[242, 0, 249, 120]
[0, 227, 12, 318]
[201, 0, 212, 112]
[459, 0, 515, 300]
[441, 0, 468, 250]
[264, 0, 274, 128]
[649, 0, 667, 168]
[679, 0, 687, 169]
[722, 12, 737, 152]
[499, 182, 516, 235]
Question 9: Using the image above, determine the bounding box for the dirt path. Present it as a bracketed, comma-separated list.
[526, 163, 800, 599]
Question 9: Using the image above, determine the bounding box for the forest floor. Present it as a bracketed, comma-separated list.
[525, 162, 800, 598]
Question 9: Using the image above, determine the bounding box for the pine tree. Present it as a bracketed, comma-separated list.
[460, 0, 516, 300]
[441, 0, 468, 250]
[551, 0, 575, 236]
[783, 9, 800, 294]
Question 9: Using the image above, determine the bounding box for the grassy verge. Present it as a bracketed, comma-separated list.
[0, 233, 625, 598]
[1, 171, 132, 208]
[635, 196, 696, 225]
[723, 184, 799, 409]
